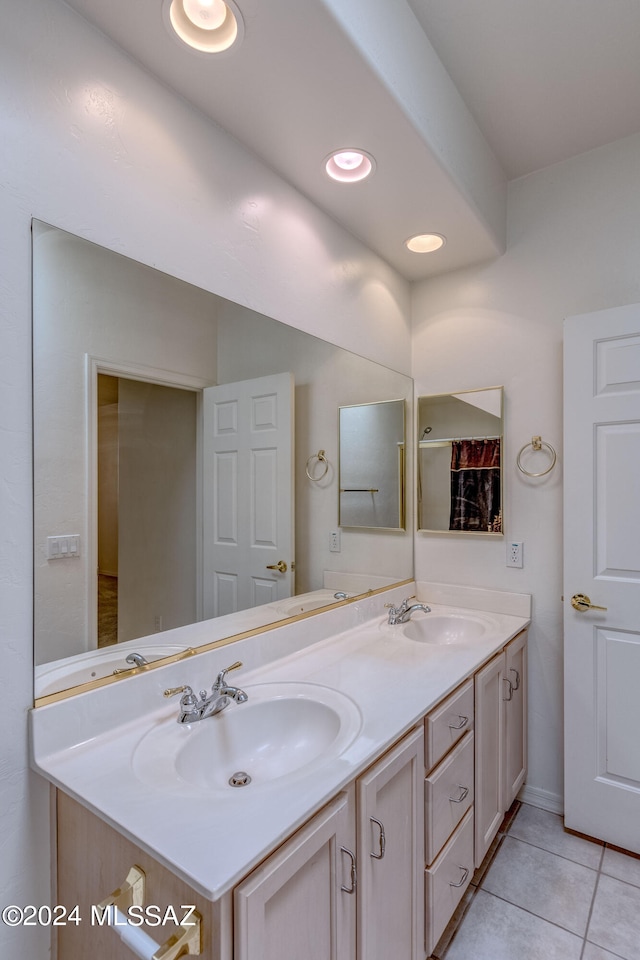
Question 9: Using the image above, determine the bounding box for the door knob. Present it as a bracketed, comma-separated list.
[571, 593, 607, 612]
[266, 560, 287, 573]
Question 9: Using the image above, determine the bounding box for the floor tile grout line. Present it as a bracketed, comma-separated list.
[578, 849, 602, 960]
[476, 887, 592, 942]
[499, 831, 602, 872]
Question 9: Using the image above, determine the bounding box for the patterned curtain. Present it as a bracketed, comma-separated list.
[450, 439, 502, 532]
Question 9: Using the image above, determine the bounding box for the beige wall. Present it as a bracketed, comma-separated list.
[412, 131, 640, 811]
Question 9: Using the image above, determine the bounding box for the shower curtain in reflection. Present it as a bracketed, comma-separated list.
[450, 439, 502, 532]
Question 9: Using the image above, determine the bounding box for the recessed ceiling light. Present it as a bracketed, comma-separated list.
[163, 0, 244, 54]
[324, 149, 376, 183]
[405, 233, 446, 253]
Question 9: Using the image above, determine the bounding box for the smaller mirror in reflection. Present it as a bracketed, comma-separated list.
[417, 387, 503, 535]
[339, 399, 406, 530]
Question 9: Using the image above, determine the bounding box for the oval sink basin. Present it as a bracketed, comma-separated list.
[402, 614, 490, 645]
[35, 644, 189, 697]
[269, 591, 347, 617]
[133, 682, 362, 795]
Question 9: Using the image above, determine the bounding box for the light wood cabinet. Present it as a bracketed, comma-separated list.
[423, 680, 475, 955]
[425, 807, 474, 953]
[237, 726, 424, 960]
[474, 650, 504, 866]
[425, 731, 474, 866]
[56, 791, 233, 960]
[474, 629, 528, 866]
[503, 629, 527, 809]
[55, 632, 527, 960]
[235, 791, 356, 960]
[356, 726, 424, 960]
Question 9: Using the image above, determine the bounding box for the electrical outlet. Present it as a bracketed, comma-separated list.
[507, 541, 523, 568]
[154, 614, 163, 632]
[329, 530, 341, 553]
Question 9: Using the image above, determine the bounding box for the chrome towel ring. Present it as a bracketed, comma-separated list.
[306, 449, 329, 481]
[516, 435, 557, 477]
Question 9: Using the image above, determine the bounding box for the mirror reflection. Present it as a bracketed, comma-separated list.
[33, 221, 413, 698]
[417, 387, 503, 534]
[339, 400, 406, 529]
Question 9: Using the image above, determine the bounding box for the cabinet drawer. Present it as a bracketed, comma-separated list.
[425, 732, 474, 865]
[425, 808, 474, 956]
[425, 679, 474, 770]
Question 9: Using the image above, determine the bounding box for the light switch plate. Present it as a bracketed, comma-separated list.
[47, 535, 80, 559]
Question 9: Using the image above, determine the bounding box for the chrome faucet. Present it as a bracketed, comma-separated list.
[125, 652, 149, 667]
[164, 661, 248, 723]
[385, 596, 431, 625]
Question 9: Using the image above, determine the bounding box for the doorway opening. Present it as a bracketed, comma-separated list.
[96, 373, 198, 647]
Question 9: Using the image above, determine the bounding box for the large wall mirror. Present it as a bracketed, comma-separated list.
[417, 387, 503, 535]
[32, 221, 413, 701]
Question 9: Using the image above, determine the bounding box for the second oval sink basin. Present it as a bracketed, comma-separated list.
[133, 682, 362, 795]
[402, 614, 490, 645]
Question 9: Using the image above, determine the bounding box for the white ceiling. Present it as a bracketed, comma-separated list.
[409, 0, 640, 180]
[62, 0, 640, 281]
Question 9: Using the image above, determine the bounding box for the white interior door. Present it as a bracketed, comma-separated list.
[564, 303, 640, 851]
[202, 372, 294, 618]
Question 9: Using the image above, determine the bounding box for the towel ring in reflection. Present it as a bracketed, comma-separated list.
[306, 449, 329, 481]
[516, 436, 557, 477]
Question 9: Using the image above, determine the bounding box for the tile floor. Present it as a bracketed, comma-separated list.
[432, 802, 640, 960]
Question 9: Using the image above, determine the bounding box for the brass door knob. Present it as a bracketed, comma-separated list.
[266, 560, 288, 573]
[571, 593, 607, 612]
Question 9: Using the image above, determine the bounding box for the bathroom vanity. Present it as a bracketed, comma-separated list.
[31, 585, 529, 960]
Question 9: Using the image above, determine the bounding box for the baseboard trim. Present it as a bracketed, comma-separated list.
[518, 784, 564, 816]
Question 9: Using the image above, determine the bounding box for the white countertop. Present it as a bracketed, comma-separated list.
[31, 592, 529, 901]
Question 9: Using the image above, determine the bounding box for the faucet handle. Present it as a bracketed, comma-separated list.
[214, 661, 243, 688]
[164, 684, 196, 706]
[384, 595, 415, 610]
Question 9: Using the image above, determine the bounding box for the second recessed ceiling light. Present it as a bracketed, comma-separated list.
[325, 149, 376, 183]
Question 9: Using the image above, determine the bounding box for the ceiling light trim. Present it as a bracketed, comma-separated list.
[324, 149, 376, 183]
[163, 0, 244, 55]
[405, 233, 446, 253]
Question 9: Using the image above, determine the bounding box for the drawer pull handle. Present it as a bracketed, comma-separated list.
[449, 785, 469, 804]
[340, 846, 357, 894]
[449, 866, 470, 889]
[510, 668, 521, 691]
[370, 817, 386, 860]
[448, 715, 469, 730]
[502, 677, 513, 701]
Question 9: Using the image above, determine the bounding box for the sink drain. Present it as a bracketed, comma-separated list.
[229, 771, 252, 787]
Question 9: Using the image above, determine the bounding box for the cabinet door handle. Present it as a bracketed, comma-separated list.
[510, 668, 521, 691]
[448, 785, 469, 804]
[448, 715, 469, 730]
[502, 677, 513, 701]
[449, 866, 470, 889]
[340, 847, 357, 894]
[370, 817, 386, 859]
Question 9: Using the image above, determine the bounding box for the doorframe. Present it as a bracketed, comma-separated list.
[85, 354, 210, 647]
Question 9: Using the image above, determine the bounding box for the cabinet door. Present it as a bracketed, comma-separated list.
[56, 791, 229, 960]
[503, 630, 528, 809]
[234, 791, 356, 960]
[474, 651, 504, 867]
[356, 726, 425, 960]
